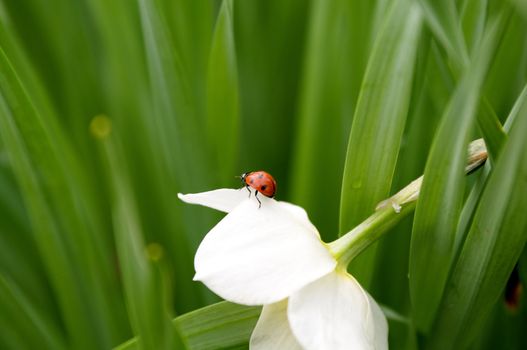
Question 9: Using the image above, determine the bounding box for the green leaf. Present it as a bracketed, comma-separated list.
[454, 85, 527, 256]
[370, 30, 444, 316]
[418, 0, 468, 69]
[137, 0, 217, 309]
[504, 84, 527, 132]
[0, 46, 122, 348]
[114, 302, 261, 350]
[409, 17, 502, 332]
[0, 1, 526, 348]
[460, 0, 488, 54]
[426, 82, 527, 350]
[206, 0, 240, 185]
[102, 137, 182, 350]
[483, 9, 527, 116]
[290, 0, 375, 239]
[339, 0, 422, 286]
[0, 274, 66, 350]
[476, 99, 507, 163]
[114, 298, 420, 350]
[137, 0, 210, 185]
[470, 298, 527, 350]
[175, 302, 259, 350]
[234, 0, 311, 189]
[421, 0, 508, 163]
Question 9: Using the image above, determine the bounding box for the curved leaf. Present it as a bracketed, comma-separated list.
[427, 82, 527, 350]
[0, 46, 119, 349]
[409, 18, 502, 332]
[339, 0, 422, 286]
[114, 302, 261, 350]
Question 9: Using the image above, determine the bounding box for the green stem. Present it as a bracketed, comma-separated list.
[329, 138, 487, 267]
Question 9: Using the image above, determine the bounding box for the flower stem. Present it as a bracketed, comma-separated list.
[328, 138, 488, 267]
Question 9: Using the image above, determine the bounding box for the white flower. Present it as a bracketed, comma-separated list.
[178, 188, 388, 350]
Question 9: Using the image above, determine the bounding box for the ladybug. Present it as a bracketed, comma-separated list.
[240, 171, 276, 208]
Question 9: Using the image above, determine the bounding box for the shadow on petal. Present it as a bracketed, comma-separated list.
[288, 270, 388, 350]
[250, 300, 303, 350]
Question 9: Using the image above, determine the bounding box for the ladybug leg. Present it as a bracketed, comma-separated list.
[246, 185, 251, 198]
[255, 191, 261, 208]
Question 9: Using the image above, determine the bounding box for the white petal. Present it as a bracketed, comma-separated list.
[277, 201, 320, 237]
[250, 301, 303, 350]
[288, 270, 388, 350]
[194, 197, 336, 305]
[178, 188, 249, 213]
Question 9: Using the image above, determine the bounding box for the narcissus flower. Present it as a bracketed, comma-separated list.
[178, 188, 388, 350]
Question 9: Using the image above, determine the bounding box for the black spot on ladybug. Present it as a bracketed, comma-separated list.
[250, 179, 254, 184]
[258, 174, 263, 179]
[261, 185, 267, 191]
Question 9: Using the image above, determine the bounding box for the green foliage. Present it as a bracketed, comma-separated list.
[116, 302, 260, 350]
[0, 0, 526, 349]
[340, 0, 422, 288]
[103, 136, 182, 350]
[427, 78, 527, 349]
[206, 0, 240, 185]
[409, 15, 504, 332]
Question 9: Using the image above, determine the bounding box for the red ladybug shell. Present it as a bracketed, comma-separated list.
[241, 171, 277, 197]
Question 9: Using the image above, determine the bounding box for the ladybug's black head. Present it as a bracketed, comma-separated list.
[238, 172, 248, 184]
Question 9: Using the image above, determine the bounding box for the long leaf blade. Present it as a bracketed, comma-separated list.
[206, 0, 240, 185]
[339, 0, 422, 286]
[290, 0, 374, 239]
[102, 137, 181, 350]
[427, 85, 527, 349]
[0, 274, 66, 350]
[114, 302, 261, 350]
[0, 46, 118, 349]
[418, 0, 468, 68]
[420, 0, 508, 163]
[409, 18, 502, 332]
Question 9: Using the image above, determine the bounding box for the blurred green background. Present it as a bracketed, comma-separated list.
[0, 0, 527, 349]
